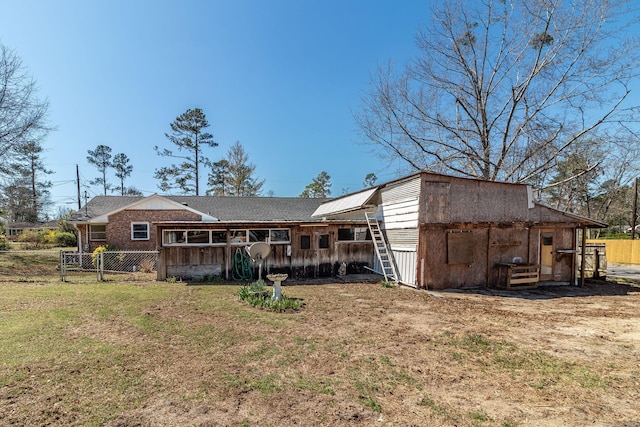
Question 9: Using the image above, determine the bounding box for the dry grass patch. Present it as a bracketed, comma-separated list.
[0, 257, 639, 426]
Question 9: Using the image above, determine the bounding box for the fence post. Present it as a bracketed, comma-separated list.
[98, 251, 104, 281]
[60, 251, 65, 281]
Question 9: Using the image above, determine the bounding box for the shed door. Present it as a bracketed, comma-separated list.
[540, 230, 554, 281]
[314, 231, 332, 277]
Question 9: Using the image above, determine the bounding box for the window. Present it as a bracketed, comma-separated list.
[211, 230, 227, 244]
[163, 230, 186, 245]
[249, 229, 269, 242]
[319, 234, 330, 249]
[187, 230, 209, 244]
[90, 224, 106, 241]
[131, 223, 149, 240]
[163, 229, 228, 246]
[338, 227, 371, 241]
[231, 229, 291, 245]
[161, 229, 288, 246]
[300, 235, 311, 250]
[270, 229, 290, 243]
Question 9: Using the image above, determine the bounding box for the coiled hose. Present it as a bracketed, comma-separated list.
[232, 248, 253, 281]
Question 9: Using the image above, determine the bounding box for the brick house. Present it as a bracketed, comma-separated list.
[69, 194, 374, 280]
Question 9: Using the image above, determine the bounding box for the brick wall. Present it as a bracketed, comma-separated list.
[106, 209, 202, 250]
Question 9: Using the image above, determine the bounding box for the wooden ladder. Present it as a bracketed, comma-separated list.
[365, 212, 398, 283]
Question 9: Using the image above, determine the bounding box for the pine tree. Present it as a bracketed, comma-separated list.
[86, 144, 113, 195]
[0, 140, 52, 222]
[207, 142, 264, 196]
[300, 171, 331, 198]
[112, 153, 133, 196]
[154, 108, 217, 195]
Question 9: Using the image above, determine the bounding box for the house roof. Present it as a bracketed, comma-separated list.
[69, 195, 331, 224]
[4, 220, 58, 229]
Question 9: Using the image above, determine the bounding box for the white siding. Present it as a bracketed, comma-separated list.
[373, 245, 417, 287]
[375, 176, 420, 287]
[392, 246, 417, 287]
[380, 176, 421, 230]
[385, 228, 419, 247]
[381, 176, 421, 202]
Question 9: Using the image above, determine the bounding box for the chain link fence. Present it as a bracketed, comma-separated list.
[60, 250, 158, 282]
[0, 250, 64, 283]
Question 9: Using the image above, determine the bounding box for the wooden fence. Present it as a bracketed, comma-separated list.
[587, 240, 640, 264]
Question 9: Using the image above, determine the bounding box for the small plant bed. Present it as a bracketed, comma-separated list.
[237, 280, 302, 312]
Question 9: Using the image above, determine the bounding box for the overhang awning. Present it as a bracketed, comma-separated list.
[561, 211, 608, 228]
[312, 187, 378, 218]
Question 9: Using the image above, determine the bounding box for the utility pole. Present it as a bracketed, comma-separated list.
[632, 177, 638, 240]
[76, 164, 81, 210]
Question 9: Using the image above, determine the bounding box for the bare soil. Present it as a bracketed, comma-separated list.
[2, 278, 640, 426]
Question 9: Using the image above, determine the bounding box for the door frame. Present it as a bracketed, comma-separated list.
[539, 228, 555, 281]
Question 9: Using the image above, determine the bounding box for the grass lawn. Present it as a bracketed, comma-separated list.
[1, 251, 639, 426]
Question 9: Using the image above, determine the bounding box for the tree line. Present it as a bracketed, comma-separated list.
[2, 0, 640, 235]
[86, 107, 370, 200]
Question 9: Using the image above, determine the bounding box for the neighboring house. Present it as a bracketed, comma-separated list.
[69, 195, 374, 280]
[4, 221, 58, 240]
[312, 172, 606, 289]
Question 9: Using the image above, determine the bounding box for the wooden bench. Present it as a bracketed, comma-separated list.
[496, 263, 539, 290]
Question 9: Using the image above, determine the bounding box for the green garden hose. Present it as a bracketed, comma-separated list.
[232, 248, 253, 281]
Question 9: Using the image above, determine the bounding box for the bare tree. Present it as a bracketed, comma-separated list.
[541, 131, 640, 230]
[355, 0, 639, 185]
[0, 43, 50, 173]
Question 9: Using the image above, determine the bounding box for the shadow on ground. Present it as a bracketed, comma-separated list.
[432, 279, 640, 300]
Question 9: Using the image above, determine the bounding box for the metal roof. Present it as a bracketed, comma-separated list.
[311, 188, 378, 217]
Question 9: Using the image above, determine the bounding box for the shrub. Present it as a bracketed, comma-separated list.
[52, 231, 77, 247]
[17, 231, 46, 247]
[237, 280, 302, 312]
[0, 235, 7, 250]
[91, 244, 118, 268]
[139, 257, 155, 273]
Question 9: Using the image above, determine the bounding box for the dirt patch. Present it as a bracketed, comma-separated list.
[112, 281, 640, 426]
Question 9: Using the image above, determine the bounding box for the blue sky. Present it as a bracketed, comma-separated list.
[0, 0, 429, 212]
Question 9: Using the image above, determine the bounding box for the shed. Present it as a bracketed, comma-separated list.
[313, 172, 606, 289]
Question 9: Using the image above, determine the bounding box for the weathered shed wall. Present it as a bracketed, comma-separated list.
[419, 174, 534, 224]
[156, 223, 374, 281]
[421, 225, 489, 289]
[419, 224, 576, 289]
